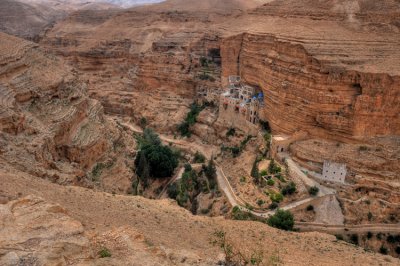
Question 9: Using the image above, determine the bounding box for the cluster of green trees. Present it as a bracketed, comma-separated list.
[231, 206, 294, 232]
[134, 129, 179, 188]
[178, 103, 204, 137]
[267, 209, 294, 231]
[167, 160, 218, 213]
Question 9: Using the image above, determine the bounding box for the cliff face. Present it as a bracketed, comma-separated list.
[0, 32, 135, 193]
[221, 33, 400, 140]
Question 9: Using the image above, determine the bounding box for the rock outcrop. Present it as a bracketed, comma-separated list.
[0, 32, 135, 193]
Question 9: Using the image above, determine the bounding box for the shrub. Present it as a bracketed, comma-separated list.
[256, 199, 265, 206]
[308, 186, 319, 196]
[267, 209, 294, 231]
[259, 170, 268, 176]
[379, 245, 388, 255]
[200, 56, 208, 67]
[269, 202, 278, 210]
[193, 151, 206, 163]
[396, 246, 400, 255]
[387, 235, 396, 243]
[167, 183, 178, 199]
[267, 179, 275, 186]
[268, 159, 281, 174]
[231, 146, 241, 157]
[269, 191, 284, 203]
[226, 127, 236, 137]
[184, 163, 192, 172]
[135, 129, 178, 179]
[275, 173, 286, 183]
[281, 182, 296, 196]
[251, 159, 259, 181]
[377, 233, 383, 240]
[99, 247, 111, 258]
[178, 103, 204, 137]
[139, 117, 147, 128]
[367, 232, 373, 239]
[306, 205, 314, 211]
[203, 159, 217, 180]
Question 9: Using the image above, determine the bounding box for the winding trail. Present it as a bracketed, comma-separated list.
[119, 120, 399, 233]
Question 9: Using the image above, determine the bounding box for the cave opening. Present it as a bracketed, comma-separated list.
[352, 83, 363, 95]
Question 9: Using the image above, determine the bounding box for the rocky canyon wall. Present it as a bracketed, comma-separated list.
[221, 33, 400, 141]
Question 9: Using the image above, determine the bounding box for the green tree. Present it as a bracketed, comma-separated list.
[251, 159, 259, 182]
[308, 186, 319, 196]
[204, 159, 217, 180]
[267, 209, 294, 231]
[135, 129, 178, 179]
[281, 182, 296, 196]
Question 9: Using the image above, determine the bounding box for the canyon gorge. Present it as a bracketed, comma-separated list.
[0, 0, 399, 265]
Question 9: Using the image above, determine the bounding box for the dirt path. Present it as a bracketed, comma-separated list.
[120, 120, 339, 219]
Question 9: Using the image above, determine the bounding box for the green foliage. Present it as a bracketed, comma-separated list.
[200, 56, 208, 67]
[251, 159, 259, 180]
[99, 247, 111, 258]
[308, 186, 319, 196]
[269, 202, 279, 210]
[178, 103, 204, 137]
[184, 163, 192, 172]
[306, 205, 314, 211]
[228, 146, 240, 157]
[268, 159, 281, 174]
[379, 245, 388, 255]
[259, 170, 268, 176]
[275, 173, 286, 183]
[387, 234, 396, 243]
[198, 72, 215, 81]
[240, 176, 246, 183]
[178, 121, 191, 137]
[269, 191, 284, 203]
[135, 128, 178, 179]
[267, 178, 275, 186]
[193, 151, 206, 163]
[281, 182, 296, 196]
[232, 206, 254, 221]
[167, 182, 178, 199]
[226, 127, 236, 137]
[139, 117, 147, 128]
[396, 246, 400, 255]
[203, 159, 217, 180]
[267, 209, 294, 231]
[256, 199, 265, 207]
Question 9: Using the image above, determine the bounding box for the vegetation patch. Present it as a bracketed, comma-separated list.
[99, 247, 111, 258]
[267, 209, 294, 231]
[135, 129, 179, 187]
[178, 103, 204, 137]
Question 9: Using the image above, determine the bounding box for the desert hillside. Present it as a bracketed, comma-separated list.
[0, 0, 399, 264]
